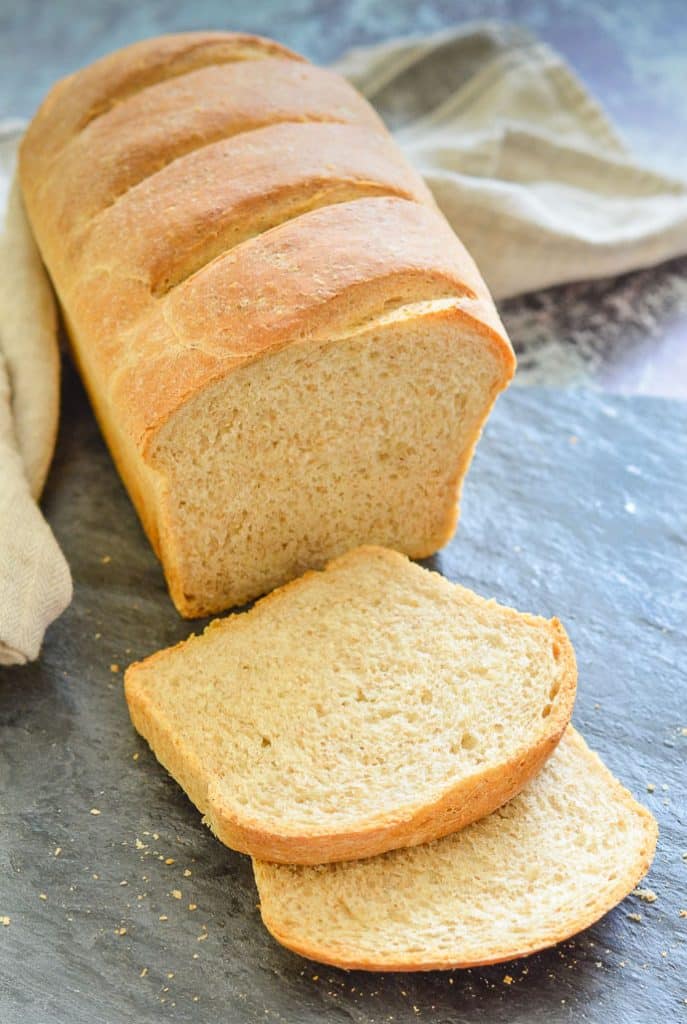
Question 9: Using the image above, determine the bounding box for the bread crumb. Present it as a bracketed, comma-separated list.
[135, 838, 145, 850]
[193, 996, 199, 1002]
[54, 847, 61, 857]
[627, 912, 642, 922]
[312, 975, 319, 982]
[171, 890, 182, 900]
[1, 916, 10, 926]
[94, 632, 102, 640]
[680, 728, 687, 736]
[153, 833, 160, 841]
[115, 927, 127, 936]
[92, 873, 99, 880]
[646, 783, 656, 792]
[183, 869, 192, 877]
[110, 664, 120, 674]
[101, 555, 111, 564]
[679, 910, 687, 918]
[132, 753, 139, 761]
[503, 974, 514, 985]
[90, 808, 101, 816]
[661, 951, 667, 958]
[167, 972, 174, 979]
[188, 903, 197, 911]
[192, 953, 200, 960]
[159, 915, 168, 922]
[633, 888, 657, 903]
[197, 932, 207, 941]
[140, 967, 148, 977]
[165, 858, 175, 865]
[39, 894, 47, 901]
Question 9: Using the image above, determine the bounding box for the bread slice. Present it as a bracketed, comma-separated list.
[124, 546, 576, 864]
[254, 727, 658, 971]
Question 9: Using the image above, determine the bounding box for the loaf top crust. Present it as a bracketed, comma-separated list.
[20, 32, 514, 456]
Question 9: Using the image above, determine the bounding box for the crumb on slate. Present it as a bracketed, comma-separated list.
[627, 912, 642, 922]
[90, 808, 101, 816]
[633, 888, 657, 903]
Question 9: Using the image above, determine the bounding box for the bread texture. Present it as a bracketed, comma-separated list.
[19, 32, 515, 616]
[254, 727, 658, 970]
[125, 546, 576, 864]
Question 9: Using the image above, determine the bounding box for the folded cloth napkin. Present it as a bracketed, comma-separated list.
[334, 21, 687, 299]
[0, 123, 72, 666]
[2, 21, 687, 664]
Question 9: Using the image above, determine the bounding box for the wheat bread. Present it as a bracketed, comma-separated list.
[19, 32, 514, 616]
[254, 727, 658, 970]
[124, 546, 576, 864]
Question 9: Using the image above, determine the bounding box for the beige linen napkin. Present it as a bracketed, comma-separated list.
[335, 22, 687, 299]
[0, 123, 72, 665]
[2, 21, 687, 664]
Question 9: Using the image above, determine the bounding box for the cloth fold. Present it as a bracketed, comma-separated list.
[2, 21, 687, 665]
[0, 125, 72, 666]
[334, 22, 687, 299]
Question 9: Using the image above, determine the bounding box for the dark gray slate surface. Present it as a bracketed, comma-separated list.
[0, 365, 685, 1022]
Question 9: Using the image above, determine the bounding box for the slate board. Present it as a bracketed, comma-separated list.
[0, 363, 685, 1023]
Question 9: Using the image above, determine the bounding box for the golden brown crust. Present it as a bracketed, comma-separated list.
[76, 121, 436, 297]
[254, 727, 659, 970]
[23, 58, 383, 245]
[21, 32, 303, 172]
[125, 546, 575, 863]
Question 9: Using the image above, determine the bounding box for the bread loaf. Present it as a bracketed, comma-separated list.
[124, 547, 576, 864]
[254, 727, 658, 970]
[20, 32, 515, 616]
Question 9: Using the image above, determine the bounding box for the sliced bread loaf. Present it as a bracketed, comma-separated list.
[124, 546, 576, 864]
[21, 33, 515, 618]
[254, 727, 658, 971]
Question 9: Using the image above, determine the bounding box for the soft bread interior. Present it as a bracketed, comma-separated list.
[150, 302, 508, 615]
[253, 728, 658, 971]
[125, 546, 576, 863]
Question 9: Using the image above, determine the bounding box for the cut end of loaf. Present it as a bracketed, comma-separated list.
[253, 727, 658, 971]
[125, 546, 575, 864]
[152, 301, 514, 618]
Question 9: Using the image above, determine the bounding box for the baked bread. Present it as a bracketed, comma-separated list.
[254, 727, 658, 970]
[124, 546, 576, 864]
[19, 31, 515, 617]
